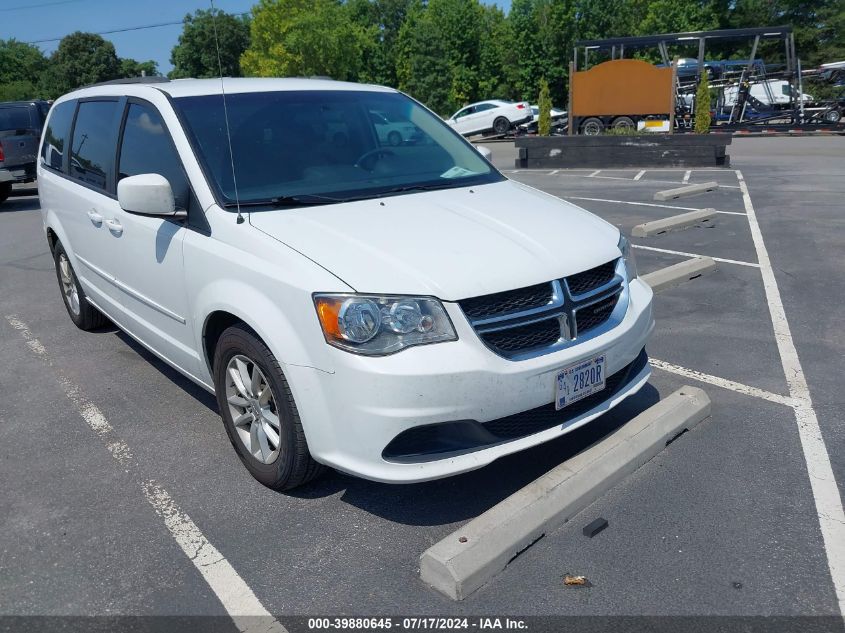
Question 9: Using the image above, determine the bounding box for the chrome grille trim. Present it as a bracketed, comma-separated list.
[459, 259, 627, 360]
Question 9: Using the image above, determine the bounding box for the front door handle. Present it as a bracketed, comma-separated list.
[105, 218, 123, 236]
[87, 210, 103, 225]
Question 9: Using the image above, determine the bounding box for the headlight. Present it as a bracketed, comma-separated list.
[618, 234, 638, 282]
[314, 294, 457, 355]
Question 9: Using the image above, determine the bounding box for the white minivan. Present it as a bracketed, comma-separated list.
[38, 78, 654, 490]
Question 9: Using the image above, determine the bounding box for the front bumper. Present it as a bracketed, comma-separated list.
[285, 278, 654, 483]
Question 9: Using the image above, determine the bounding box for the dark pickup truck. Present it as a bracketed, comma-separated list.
[0, 100, 50, 204]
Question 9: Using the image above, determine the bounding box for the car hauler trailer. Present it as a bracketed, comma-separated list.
[571, 26, 845, 135]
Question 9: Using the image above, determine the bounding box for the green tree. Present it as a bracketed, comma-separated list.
[397, 0, 504, 115]
[348, 0, 413, 87]
[170, 9, 250, 79]
[817, 0, 845, 65]
[537, 78, 552, 135]
[508, 0, 576, 106]
[241, 0, 371, 81]
[477, 4, 517, 100]
[636, 0, 719, 36]
[694, 71, 711, 133]
[119, 58, 159, 78]
[0, 81, 39, 101]
[39, 32, 120, 98]
[395, 1, 453, 114]
[0, 39, 48, 100]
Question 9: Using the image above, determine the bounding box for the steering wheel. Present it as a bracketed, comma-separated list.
[354, 147, 396, 172]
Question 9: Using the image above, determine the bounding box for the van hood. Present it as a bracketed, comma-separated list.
[248, 180, 620, 301]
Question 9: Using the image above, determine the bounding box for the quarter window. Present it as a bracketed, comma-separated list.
[118, 103, 190, 211]
[40, 100, 75, 171]
[70, 100, 120, 191]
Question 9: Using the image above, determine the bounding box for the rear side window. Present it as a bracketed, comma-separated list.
[40, 100, 75, 171]
[0, 106, 33, 131]
[118, 102, 191, 211]
[70, 100, 120, 191]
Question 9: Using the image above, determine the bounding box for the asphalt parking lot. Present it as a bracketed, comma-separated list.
[2, 137, 844, 626]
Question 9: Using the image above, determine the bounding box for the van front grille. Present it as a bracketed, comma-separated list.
[458, 259, 625, 359]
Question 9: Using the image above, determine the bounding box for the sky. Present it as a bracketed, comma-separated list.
[3, 0, 511, 75]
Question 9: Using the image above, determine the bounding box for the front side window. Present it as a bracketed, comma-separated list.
[118, 102, 190, 210]
[40, 100, 75, 171]
[70, 100, 120, 191]
[453, 106, 474, 119]
[174, 90, 502, 208]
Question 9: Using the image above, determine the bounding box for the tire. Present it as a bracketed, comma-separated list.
[0, 182, 11, 204]
[823, 109, 842, 124]
[53, 241, 107, 330]
[493, 116, 511, 136]
[213, 323, 325, 491]
[580, 117, 604, 136]
[387, 130, 402, 146]
[611, 116, 636, 131]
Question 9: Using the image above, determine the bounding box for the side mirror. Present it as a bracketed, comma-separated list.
[475, 145, 492, 161]
[117, 173, 184, 217]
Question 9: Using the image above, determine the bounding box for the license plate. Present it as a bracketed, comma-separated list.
[555, 354, 606, 410]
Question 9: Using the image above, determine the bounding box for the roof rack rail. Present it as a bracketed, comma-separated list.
[84, 76, 171, 88]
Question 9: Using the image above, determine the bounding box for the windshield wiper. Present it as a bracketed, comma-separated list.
[381, 182, 458, 195]
[223, 193, 342, 208]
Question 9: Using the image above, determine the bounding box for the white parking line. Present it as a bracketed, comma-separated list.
[564, 195, 747, 216]
[683, 170, 692, 183]
[736, 170, 845, 615]
[649, 359, 793, 406]
[577, 173, 740, 188]
[633, 170, 646, 180]
[632, 244, 760, 268]
[549, 170, 560, 175]
[5, 315, 287, 633]
[588, 169, 602, 176]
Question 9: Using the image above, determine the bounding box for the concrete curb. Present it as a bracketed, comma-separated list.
[642, 257, 717, 293]
[654, 181, 719, 201]
[419, 386, 712, 600]
[632, 209, 716, 237]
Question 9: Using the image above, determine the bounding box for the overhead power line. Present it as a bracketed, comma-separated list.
[24, 12, 250, 45]
[0, 0, 83, 13]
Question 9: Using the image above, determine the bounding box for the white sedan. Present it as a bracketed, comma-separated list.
[446, 100, 532, 137]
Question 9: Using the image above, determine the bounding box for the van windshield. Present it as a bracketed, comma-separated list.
[173, 90, 503, 207]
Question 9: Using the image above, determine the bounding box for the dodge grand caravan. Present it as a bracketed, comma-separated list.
[38, 78, 654, 490]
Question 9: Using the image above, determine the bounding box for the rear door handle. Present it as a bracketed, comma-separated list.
[87, 210, 103, 225]
[105, 218, 123, 236]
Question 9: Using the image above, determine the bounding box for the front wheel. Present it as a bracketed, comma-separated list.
[387, 130, 402, 146]
[213, 323, 325, 491]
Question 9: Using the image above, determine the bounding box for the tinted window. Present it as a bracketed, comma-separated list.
[476, 103, 496, 112]
[70, 100, 120, 191]
[40, 100, 76, 171]
[0, 106, 33, 131]
[118, 103, 190, 210]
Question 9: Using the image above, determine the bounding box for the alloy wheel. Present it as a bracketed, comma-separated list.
[58, 253, 80, 316]
[225, 354, 282, 464]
